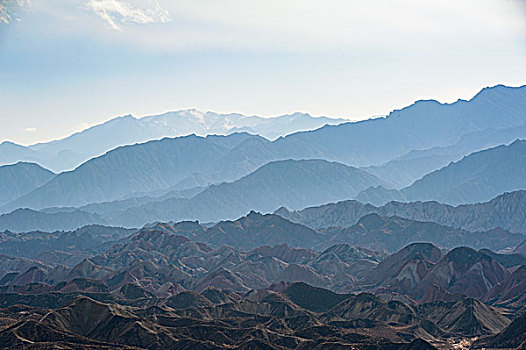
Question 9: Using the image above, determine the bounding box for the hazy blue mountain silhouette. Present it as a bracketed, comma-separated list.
[272, 85, 526, 167]
[3, 85, 526, 213]
[0, 111, 345, 172]
[105, 159, 387, 226]
[276, 190, 526, 233]
[403, 139, 526, 204]
[2, 133, 276, 211]
[0, 208, 106, 233]
[0, 162, 55, 206]
[363, 124, 526, 187]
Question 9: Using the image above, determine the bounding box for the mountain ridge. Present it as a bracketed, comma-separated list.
[1, 110, 346, 172]
[0, 162, 55, 206]
[3, 85, 526, 214]
[276, 190, 526, 233]
[3, 158, 388, 223]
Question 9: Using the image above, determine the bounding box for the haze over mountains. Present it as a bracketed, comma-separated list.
[277, 190, 526, 233]
[2, 85, 526, 220]
[404, 139, 526, 204]
[0, 111, 345, 172]
[0, 162, 55, 206]
[2, 84, 526, 349]
[95, 159, 387, 226]
[357, 139, 526, 206]
[363, 123, 526, 187]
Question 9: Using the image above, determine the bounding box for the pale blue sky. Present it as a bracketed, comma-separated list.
[1, 0, 526, 145]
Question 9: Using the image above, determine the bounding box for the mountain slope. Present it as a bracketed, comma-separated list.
[402, 139, 526, 205]
[190, 212, 324, 249]
[356, 139, 526, 205]
[359, 243, 443, 295]
[2, 111, 344, 172]
[475, 313, 526, 349]
[363, 124, 526, 188]
[276, 190, 526, 233]
[319, 214, 524, 253]
[4, 85, 526, 213]
[418, 247, 509, 299]
[483, 265, 526, 310]
[138, 211, 524, 254]
[0, 162, 55, 206]
[2, 133, 272, 211]
[0, 141, 43, 169]
[274, 85, 526, 167]
[0, 208, 107, 233]
[108, 159, 387, 226]
[356, 244, 512, 305]
[0, 288, 444, 349]
[418, 298, 510, 336]
[513, 238, 526, 255]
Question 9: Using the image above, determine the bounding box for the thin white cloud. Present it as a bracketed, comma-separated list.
[14, 0, 526, 53]
[24, 127, 37, 132]
[0, 0, 31, 24]
[0, 5, 9, 24]
[86, 0, 170, 31]
[76, 0, 525, 54]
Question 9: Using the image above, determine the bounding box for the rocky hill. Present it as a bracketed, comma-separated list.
[276, 190, 526, 233]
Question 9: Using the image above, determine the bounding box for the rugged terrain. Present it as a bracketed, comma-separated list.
[1, 85, 526, 349]
[276, 190, 526, 233]
[0, 217, 526, 349]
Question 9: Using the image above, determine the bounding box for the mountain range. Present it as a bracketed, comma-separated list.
[0, 208, 107, 233]
[1, 157, 388, 219]
[0, 162, 55, 206]
[362, 123, 526, 188]
[4, 208, 521, 261]
[1, 85, 526, 220]
[276, 190, 526, 233]
[2, 84, 526, 349]
[1, 220, 526, 349]
[2, 138, 526, 229]
[1, 146, 525, 230]
[100, 159, 387, 226]
[2, 133, 266, 211]
[0, 111, 345, 172]
[357, 139, 526, 206]
[273, 85, 526, 167]
[8, 86, 526, 179]
[2, 221, 525, 305]
[403, 139, 526, 205]
[0, 287, 471, 349]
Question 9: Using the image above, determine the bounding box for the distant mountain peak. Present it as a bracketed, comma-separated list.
[0, 140, 26, 148]
[471, 84, 526, 100]
[510, 138, 526, 146]
[0, 109, 346, 172]
[444, 246, 491, 265]
[118, 114, 135, 119]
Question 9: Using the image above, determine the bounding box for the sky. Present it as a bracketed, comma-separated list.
[1, 0, 526, 145]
